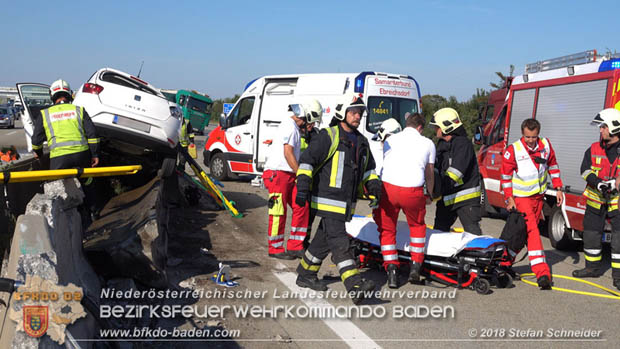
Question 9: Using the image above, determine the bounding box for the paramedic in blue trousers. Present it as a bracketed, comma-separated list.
[295, 94, 382, 305]
[262, 100, 323, 259]
[374, 113, 436, 288]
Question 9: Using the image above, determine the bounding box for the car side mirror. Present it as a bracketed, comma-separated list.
[219, 113, 227, 128]
[474, 125, 484, 145]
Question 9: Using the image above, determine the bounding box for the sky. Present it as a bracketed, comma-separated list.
[1, 0, 618, 101]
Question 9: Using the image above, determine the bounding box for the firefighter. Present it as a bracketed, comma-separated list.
[371, 118, 402, 172]
[573, 108, 620, 291]
[295, 94, 381, 304]
[32, 79, 100, 222]
[430, 108, 482, 235]
[262, 99, 322, 259]
[300, 121, 319, 152]
[501, 118, 563, 290]
[375, 113, 435, 288]
[177, 117, 195, 170]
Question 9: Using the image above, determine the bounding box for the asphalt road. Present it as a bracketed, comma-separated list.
[0, 119, 27, 151]
[183, 128, 619, 349]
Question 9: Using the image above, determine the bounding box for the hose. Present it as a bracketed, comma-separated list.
[520, 273, 620, 300]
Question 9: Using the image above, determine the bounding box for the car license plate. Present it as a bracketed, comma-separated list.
[113, 115, 151, 133]
[603, 233, 612, 243]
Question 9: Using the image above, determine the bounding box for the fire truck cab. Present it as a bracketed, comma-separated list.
[475, 50, 620, 249]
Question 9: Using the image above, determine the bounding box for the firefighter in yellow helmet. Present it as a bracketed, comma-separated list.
[430, 107, 482, 235]
[575, 108, 620, 291]
[32, 79, 100, 222]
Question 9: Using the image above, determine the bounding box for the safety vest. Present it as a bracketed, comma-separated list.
[296, 125, 378, 221]
[179, 119, 193, 148]
[40, 104, 90, 158]
[511, 138, 550, 197]
[583, 141, 620, 212]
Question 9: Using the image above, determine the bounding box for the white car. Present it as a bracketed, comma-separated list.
[17, 68, 182, 175]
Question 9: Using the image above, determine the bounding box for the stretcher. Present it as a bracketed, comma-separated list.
[346, 215, 513, 294]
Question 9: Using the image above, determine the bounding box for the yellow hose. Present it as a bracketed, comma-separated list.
[520, 273, 620, 300]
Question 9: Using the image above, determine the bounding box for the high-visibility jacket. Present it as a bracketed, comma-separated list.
[582, 141, 620, 212]
[179, 118, 194, 148]
[33, 103, 99, 159]
[296, 124, 379, 221]
[435, 131, 481, 209]
[502, 137, 562, 197]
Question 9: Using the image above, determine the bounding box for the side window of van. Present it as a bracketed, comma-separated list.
[178, 95, 186, 107]
[230, 97, 255, 127]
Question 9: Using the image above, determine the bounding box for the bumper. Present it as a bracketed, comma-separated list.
[96, 123, 177, 156]
[0, 119, 12, 126]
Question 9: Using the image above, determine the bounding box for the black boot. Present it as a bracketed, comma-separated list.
[350, 278, 376, 305]
[408, 262, 422, 284]
[537, 275, 552, 290]
[296, 274, 327, 291]
[387, 264, 399, 289]
[613, 279, 620, 291]
[572, 267, 603, 278]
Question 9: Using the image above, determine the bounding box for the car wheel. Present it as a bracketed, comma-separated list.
[209, 153, 229, 181]
[548, 206, 575, 250]
[159, 157, 176, 178]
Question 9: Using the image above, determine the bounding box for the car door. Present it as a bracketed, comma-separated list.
[481, 106, 508, 207]
[16, 83, 53, 152]
[223, 96, 256, 172]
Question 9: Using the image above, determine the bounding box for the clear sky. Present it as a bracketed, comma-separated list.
[2, 0, 617, 101]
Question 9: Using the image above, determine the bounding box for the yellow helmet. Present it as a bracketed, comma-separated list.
[592, 108, 620, 135]
[430, 107, 462, 134]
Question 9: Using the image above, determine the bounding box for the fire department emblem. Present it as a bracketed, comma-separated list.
[235, 135, 241, 145]
[23, 306, 48, 338]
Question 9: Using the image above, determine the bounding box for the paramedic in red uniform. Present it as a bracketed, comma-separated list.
[573, 108, 620, 291]
[262, 100, 322, 259]
[375, 113, 435, 288]
[501, 118, 564, 290]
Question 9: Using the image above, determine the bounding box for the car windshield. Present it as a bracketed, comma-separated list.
[0, 108, 9, 115]
[100, 72, 159, 96]
[366, 96, 419, 133]
[21, 85, 52, 107]
[187, 97, 212, 114]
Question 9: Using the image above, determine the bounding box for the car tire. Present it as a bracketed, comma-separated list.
[209, 153, 229, 181]
[548, 206, 575, 250]
[159, 157, 176, 178]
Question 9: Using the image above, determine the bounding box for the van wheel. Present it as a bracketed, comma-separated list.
[548, 206, 575, 250]
[210, 153, 229, 181]
[159, 157, 176, 178]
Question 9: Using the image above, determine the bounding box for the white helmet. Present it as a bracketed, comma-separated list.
[289, 99, 323, 124]
[50, 79, 72, 102]
[372, 118, 402, 141]
[592, 108, 620, 135]
[333, 93, 366, 121]
[430, 107, 462, 134]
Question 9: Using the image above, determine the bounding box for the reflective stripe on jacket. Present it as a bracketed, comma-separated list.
[583, 141, 620, 212]
[511, 138, 550, 197]
[40, 104, 90, 158]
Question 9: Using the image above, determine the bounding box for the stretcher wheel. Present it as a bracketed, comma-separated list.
[497, 274, 513, 289]
[473, 278, 490, 294]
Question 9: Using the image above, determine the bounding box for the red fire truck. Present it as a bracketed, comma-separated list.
[475, 50, 620, 250]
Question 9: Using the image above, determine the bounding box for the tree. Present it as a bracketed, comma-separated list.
[490, 65, 515, 89]
[209, 94, 240, 125]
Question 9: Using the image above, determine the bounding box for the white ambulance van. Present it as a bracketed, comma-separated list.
[203, 72, 422, 180]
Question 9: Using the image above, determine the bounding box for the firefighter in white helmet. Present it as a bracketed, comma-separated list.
[371, 118, 403, 172]
[430, 107, 482, 235]
[295, 93, 380, 304]
[32, 79, 100, 225]
[263, 99, 322, 259]
[574, 108, 620, 291]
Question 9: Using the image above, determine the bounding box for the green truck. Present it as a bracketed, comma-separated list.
[162, 89, 213, 134]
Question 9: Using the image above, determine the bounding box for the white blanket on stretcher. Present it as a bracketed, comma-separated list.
[345, 216, 491, 258]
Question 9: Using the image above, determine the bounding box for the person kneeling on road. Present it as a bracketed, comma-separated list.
[295, 94, 380, 305]
[374, 114, 436, 289]
[262, 99, 322, 260]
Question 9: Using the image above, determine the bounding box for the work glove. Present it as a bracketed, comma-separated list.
[366, 179, 382, 209]
[295, 190, 309, 208]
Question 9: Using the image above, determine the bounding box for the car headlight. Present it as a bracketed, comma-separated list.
[170, 106, 183, 119]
